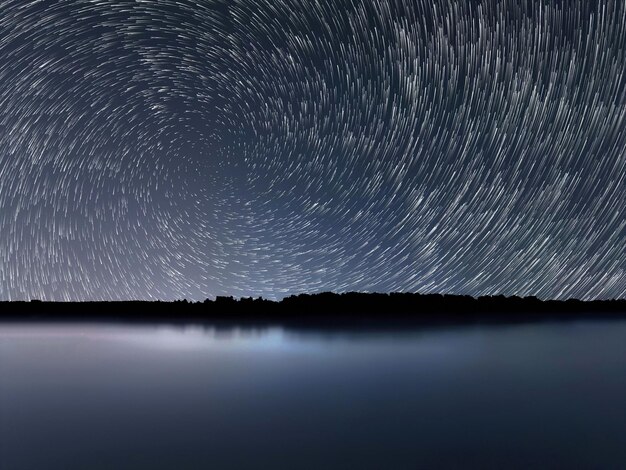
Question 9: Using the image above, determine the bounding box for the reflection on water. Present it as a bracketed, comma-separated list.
[1, 320, 625, 469]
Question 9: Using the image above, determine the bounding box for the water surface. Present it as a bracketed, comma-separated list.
[1, 320, 625, 469]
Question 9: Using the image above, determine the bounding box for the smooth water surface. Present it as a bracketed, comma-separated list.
[1, 320, 625, 469]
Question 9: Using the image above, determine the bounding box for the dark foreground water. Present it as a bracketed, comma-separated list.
[1, 320, 625, 469]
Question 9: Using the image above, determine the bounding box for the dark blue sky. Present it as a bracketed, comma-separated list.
[0, 0, 624, 301]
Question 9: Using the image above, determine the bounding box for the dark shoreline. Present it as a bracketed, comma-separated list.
[1, 292, 625, 328]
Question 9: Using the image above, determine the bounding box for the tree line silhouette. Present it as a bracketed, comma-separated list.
[1, 292, 624, 326]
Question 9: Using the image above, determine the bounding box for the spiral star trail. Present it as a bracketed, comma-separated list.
[0, 0, 624, 301]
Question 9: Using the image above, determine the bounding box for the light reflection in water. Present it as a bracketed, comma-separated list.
[1, 320, 625, 470]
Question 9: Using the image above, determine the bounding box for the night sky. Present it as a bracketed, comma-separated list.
[0, 0, 624, 301]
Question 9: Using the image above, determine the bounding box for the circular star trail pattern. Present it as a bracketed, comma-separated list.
[0, 0, 624, 301]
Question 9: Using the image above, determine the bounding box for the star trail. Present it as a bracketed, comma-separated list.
[0, 0, 624, 301]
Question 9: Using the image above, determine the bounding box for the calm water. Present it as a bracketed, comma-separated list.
[1, 320, 625, 469]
